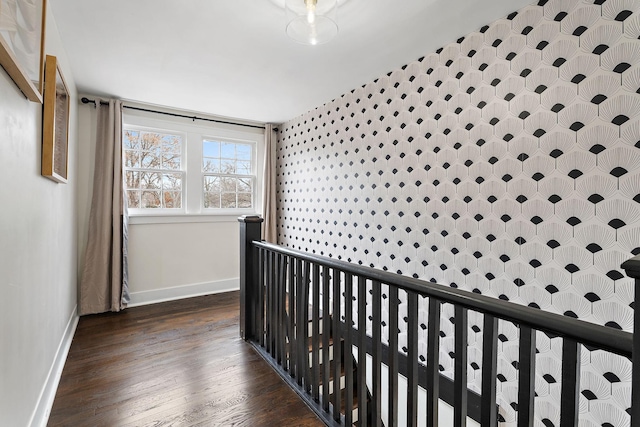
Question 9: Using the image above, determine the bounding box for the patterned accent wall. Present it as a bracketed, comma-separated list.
[277, 0, 640, 425]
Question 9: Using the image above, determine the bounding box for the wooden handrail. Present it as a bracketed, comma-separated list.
[253, 240, 632, 358]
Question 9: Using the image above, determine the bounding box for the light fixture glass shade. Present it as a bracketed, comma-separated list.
[285, 0, 338, 45]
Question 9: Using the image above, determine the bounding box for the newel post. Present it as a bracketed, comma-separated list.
[238, 215, 263, 341]
[621, 254, 640, 427]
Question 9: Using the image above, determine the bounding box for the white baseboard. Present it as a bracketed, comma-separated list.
[127, 278, 239, 307]
[29, 306, 79, 427]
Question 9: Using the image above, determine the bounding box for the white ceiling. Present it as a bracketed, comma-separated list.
[50, 0, 534, 124]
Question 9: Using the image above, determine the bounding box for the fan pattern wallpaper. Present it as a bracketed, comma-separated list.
[276, 0, 640, 425]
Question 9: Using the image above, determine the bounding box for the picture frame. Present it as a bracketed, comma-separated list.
[0, 0, 46, 103]
[42, 55, 69, 183]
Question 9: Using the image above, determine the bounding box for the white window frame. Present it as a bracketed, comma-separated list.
[123, 124, 187, 215]
[201, 136, 256, 211]
[123, 108, 264, 223]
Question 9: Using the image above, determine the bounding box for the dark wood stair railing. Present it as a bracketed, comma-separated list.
[239, 216, 638, 427]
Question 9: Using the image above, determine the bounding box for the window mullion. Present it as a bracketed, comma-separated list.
[185, 132, 201, 214]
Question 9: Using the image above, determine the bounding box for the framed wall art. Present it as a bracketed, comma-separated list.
[0, 0, 46, 102]
[42, 55, 69, 183]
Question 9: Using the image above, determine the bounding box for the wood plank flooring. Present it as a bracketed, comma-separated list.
[48, 291, 323, 427]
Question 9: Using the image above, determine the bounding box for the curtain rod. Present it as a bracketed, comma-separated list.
[80, 97, 268, 130]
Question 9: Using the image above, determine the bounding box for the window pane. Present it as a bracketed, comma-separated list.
[126, 190, 140, 208]
[140, 150, 161, 168]
[162, 134, 181, 153]
[204, 176, 220, 192]
[122, 130, 140, 150]
[163, 191, 181, 208]
[237, 161, 251, 175]
[203, 158, 220, 173]
[204, 192, 220, 208]
[238, 178, 252, 192]
[238, 193, 252, 208]
[221, 142, 235, 159]
[123, 130, 140, 150]
[162, 173, 181, 191]
[220, 177, 236, 191]
[125, 171, 139, 189]
[141, 132, 162, 151]
[236, 144, 251, 161]
[163, 154, 181, 170]
[221, 159, 235, 174]
[203, 140, 220, 158]
[124, 150, 140, 168]
[140, 172, 162, 189]
[221, 193, 236, 208]
[141, 191, 161, 208]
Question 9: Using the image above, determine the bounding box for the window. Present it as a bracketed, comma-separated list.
[203, 140, 254, 209]
[123, 109, 264, 219]
[123, 128, 184, 209]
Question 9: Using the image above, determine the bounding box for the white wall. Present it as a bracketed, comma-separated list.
[0, 6, 79, 427]
[127, 219, 241, 305]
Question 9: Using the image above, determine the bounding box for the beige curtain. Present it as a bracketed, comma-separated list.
[79, 99, 129, 315]
[262, 124, 278, 242]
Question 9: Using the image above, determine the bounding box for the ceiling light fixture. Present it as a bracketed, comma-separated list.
[285, 0, 338, 45]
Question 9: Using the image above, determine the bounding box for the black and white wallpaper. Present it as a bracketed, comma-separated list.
[276, 0, 640, 425]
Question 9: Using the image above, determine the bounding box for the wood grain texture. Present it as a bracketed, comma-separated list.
[0, 34, 43, 103]
[48, 292, 324, 427]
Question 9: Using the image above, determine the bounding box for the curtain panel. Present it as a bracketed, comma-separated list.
[262, 124, 277, 243]
[79, 99, 130, 315]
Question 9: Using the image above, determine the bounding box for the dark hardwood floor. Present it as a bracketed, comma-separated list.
[48, 291, 323, 427]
